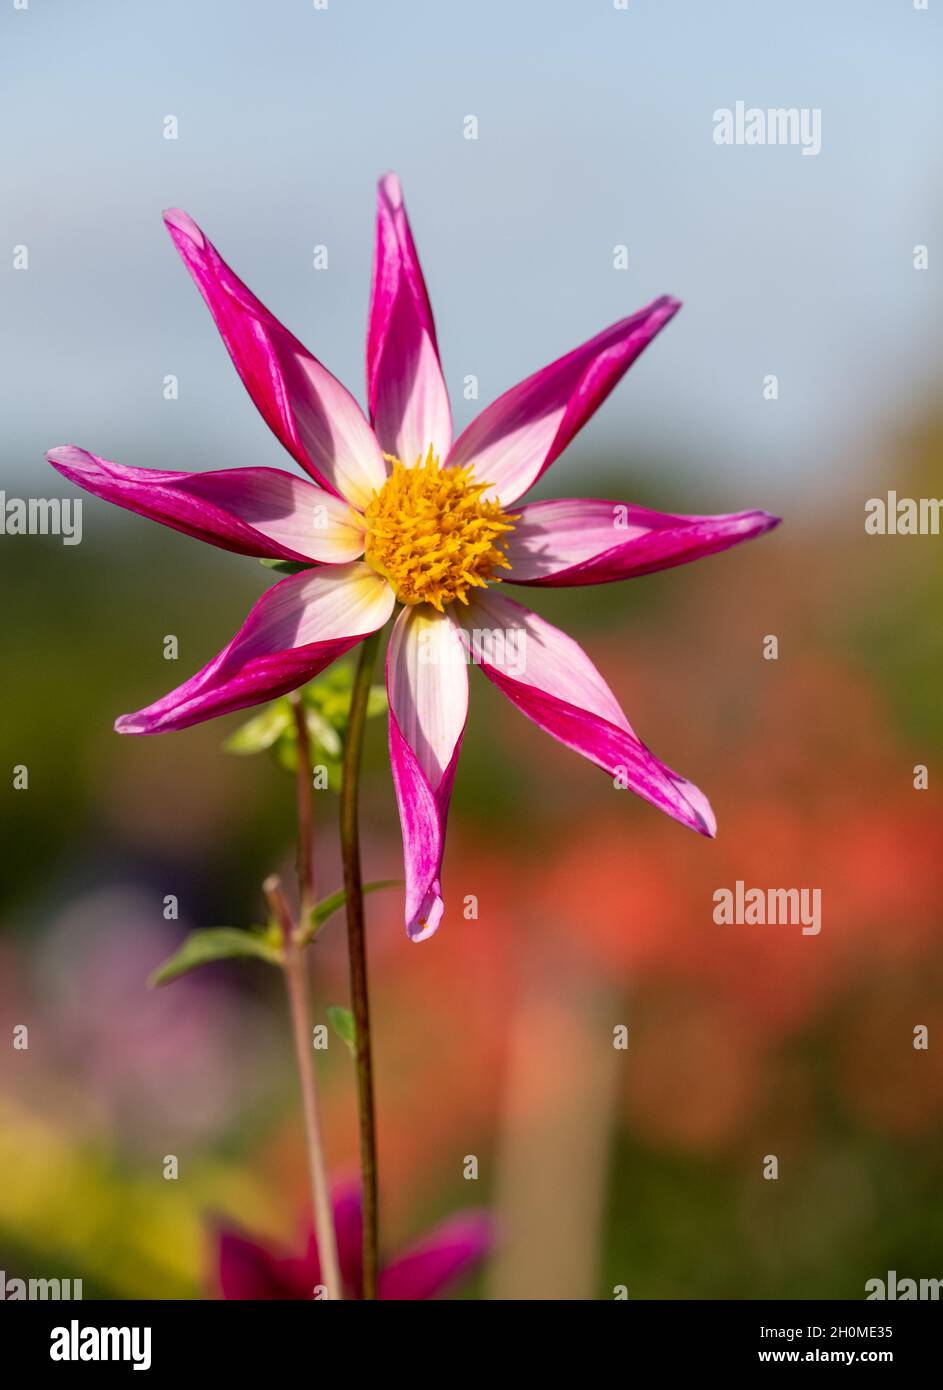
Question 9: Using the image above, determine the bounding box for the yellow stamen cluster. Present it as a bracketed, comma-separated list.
[363, 447, 516, 611]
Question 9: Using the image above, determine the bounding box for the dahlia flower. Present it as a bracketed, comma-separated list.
[47, 175, 778, 940]
[217, 1186, 490, 1301]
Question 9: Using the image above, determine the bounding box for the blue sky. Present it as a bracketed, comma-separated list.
[2, 0, 941, 512]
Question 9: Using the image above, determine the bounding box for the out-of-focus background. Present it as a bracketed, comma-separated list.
[2, 0, 942, 1299]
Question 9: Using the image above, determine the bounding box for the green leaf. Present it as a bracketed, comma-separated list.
[269, 738, 342, 787]
[326, 1004, 356, 1054]
[223, 700, 293, 754]
[299, 879, 402, 944]
[222, 664, 386, 773]
[301, 665, 387, 733]
[271, 732, 300, 774]
[148, 927, 283, 987]
[259, 558, 309, 575]
[302, 662, 354, 703]
[304, 707, 343, 760]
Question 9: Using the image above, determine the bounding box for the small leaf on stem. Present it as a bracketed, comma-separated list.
[222, 666, 387, 771]
[326, 1004, 357, 1054]
[223, 700, 293, 754]
[148, 926, 283, 987]
[299, 879, 402, 945]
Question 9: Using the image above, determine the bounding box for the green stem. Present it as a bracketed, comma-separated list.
[290, 692, 315, 923]
[264, 875, 343, 1301]
[339, 630, 381, 1300]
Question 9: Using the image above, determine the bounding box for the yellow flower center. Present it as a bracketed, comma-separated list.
[362, 448, 517, 611]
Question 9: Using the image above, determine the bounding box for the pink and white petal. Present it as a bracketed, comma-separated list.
[446, 297, 681, 505]
[367, 175, 452, 465]
[217, 1229, 300, 1301]
[387, 605, 468, 941]
[456, 590, 715, 837]
[379, 1212, 492, 1301]
[164, 208, 386, 508]
[116, 563, 394, 735]
[47, 447, 365, 564]
[505, 498, 780, 586]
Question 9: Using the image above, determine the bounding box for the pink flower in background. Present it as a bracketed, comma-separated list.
[47, 175, 779, 939]
[217, 1186, 490, 1300]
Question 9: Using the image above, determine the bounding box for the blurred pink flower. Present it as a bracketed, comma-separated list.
[48, 175, 778, 938]
[216, 1184, 491, 1300]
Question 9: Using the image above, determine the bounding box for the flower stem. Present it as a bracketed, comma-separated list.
[340, 630, 381, 1300]
[290, 693, 315, 922]
[264, 874, 343, 1301]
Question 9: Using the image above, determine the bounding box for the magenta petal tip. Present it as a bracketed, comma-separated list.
[675, 776, 717, 839]
[406, 886, 445, 943]
[740, 509, 783, 542]
[378, 171, 402, 205]
[645, 294, 683, 325]
[46, 444, 91, 470]
[162, 207, 202, 245]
